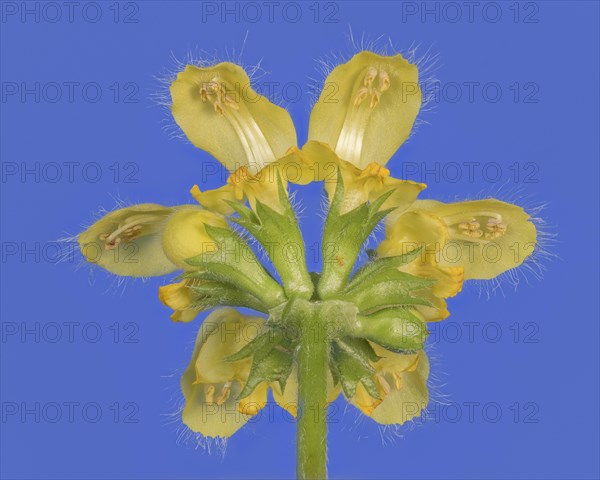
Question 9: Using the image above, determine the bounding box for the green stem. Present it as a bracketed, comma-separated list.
[297, 308, 329, 480]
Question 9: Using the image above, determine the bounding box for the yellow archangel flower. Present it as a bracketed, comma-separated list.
[76, 48, 539, 473]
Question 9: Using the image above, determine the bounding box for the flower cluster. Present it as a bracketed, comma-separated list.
[77, 50, 537, 470]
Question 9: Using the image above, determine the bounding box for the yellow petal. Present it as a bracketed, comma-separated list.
[301, 140, 424, 214]
[158, 280, 200, 323]
[182, 379, 251, 438]
[413, 294, 450, 322]
[369, 350, 429, 425]
[227, 165, 283, 213]
[78, 204, 177, 277]
[161, 206, 228, 270]
[171, 63, 297, 174]
[190, 183, 239, 216]
[346, 347, 428, 424]
[379, 210, 449, 259]
[378, 210, 461, 320]
[192, 159, 296, 215]
[412, 199, 538, 280]
[353, 382, 383, 416]
[238, 382, 268, 416]
[374, 176, 426, 222]
[273, 146, 318, 186]
[193, 309, 263, 385]
[403, 262, 465, 299]
[308, 51, 421, 169]
[271, 368, 299, 417]
[181, 308, 265, 437]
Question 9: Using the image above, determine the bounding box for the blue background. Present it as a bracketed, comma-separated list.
[1, 1, 599, 478]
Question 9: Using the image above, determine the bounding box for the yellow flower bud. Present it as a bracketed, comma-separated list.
[161, 206, 228, 270]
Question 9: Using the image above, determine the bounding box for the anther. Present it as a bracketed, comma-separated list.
[205, 385, 216, 404]
[377, 374, 392, 395]
[463, 229, 483, 238]
[378, 70, 391, 91]
[354, 87, 369, 107]
[392, 372, 403, 390]
[369, 90, 381, 109]
[216, 384, 231, 406]
[364, 67, 378, 87]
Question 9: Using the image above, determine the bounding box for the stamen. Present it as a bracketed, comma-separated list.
[98, 214, 163, 250]
[354, 87, 369, 107]
[198, 76, 275, 172]
[377, 374, 392, 395]
[205, 385, 216, 404]
[335, 65, 392, 165]
[215, 383, 231, 406]
[364, 67, 378, 87]
[447, 212, 508, 241]
[378, 70, 391, 92]
[392, 371, 403, 390]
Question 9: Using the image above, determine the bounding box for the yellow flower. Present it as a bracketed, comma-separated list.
[185, 51, 424, 216]
[171, 62, 297, 175]
[78, 204, 227, 277]
[350, 346, 429, 425]
[181, 308, 296, 437]
[308, 51, 421, 169]
[381, 199, 537, 280]
[161, 206, 228, 270]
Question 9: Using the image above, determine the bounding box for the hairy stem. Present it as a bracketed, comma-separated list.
[297, 309, 329, 480]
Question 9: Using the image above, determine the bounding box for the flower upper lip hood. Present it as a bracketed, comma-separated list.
[170, 62, 297, 175]
[308, 50, 422, 169]
[169, 51, 422, 175]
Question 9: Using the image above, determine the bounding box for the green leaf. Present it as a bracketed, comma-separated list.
[185, 279, 269, 313]
[184, 224, 285, 308]
[355, 308, 428, 352]
[344, 279, 434, 313]
[341, 259, 436, 313]
[237, 344, 294, 399]
[318, 174, 398, 299]
[229, 174, 313, 299]
[225, 328, 287, 363]
[335, 337, 380, 367]
[346, 248, 424, 292]
[330, 338, 381, 400]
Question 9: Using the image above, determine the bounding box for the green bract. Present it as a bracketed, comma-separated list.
[179, 175, 433, 428]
